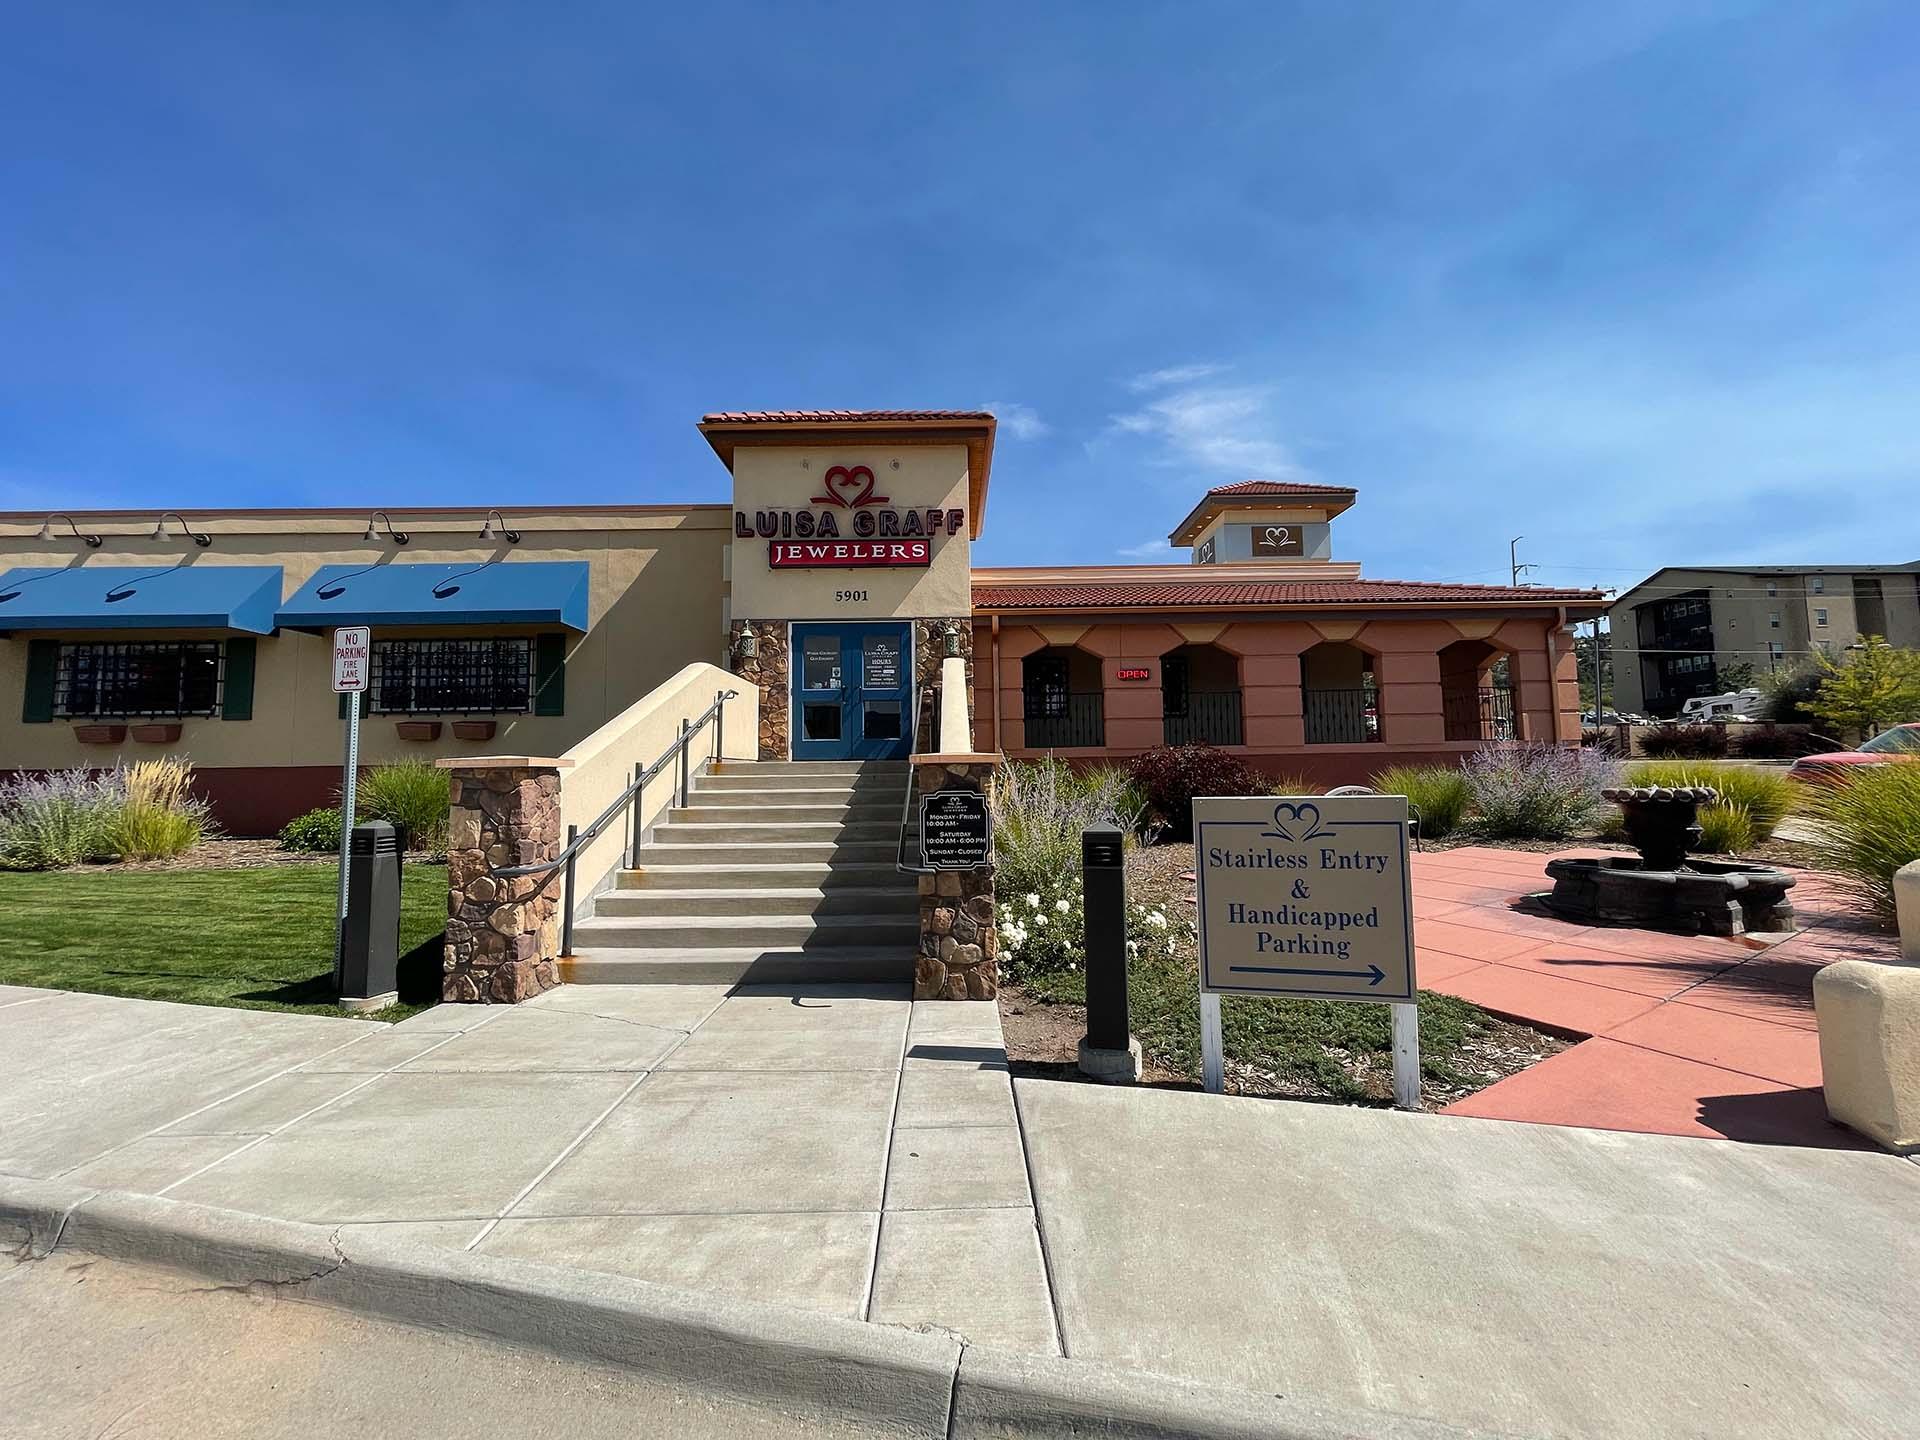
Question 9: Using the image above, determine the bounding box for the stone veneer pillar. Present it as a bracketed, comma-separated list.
[728, 620, 789, 760]
[438, 756, 574, 1004]
[912, 753, 999, 1001]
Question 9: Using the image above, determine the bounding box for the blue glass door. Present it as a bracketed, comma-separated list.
[791, 622, 913, 760]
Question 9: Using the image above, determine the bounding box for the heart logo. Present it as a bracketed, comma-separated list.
[1263, 800, 1332, 842]
[1259, 526, 1293, 550]
[812, 464, 889, 508]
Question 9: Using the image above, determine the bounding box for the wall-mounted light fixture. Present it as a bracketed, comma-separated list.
[152, 512, 212, 547]
[735, 630, 758, 661]
[478, 510, 521, 544]
[363, 511, 411, 545]
[38, 514, 102, 548]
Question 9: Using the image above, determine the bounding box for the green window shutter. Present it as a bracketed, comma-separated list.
[533, 634, 567, 716]
[22, 640, 58, 723]
[221, 638, 256, 721]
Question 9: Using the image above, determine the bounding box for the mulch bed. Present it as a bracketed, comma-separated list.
[999, 837, 1570, 1108]
[96, 838, 441, 873]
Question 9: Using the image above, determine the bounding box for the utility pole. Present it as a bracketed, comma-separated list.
[1509, 536, 1537, 587]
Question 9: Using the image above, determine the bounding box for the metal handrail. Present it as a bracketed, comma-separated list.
[487, 688, 738, 954]
[896, 686, 940, 875]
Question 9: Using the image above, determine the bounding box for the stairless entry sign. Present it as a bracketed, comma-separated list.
[1192, 794, 1421, 1105]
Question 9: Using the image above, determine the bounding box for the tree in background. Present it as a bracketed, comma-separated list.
[1717, 660, 1757, 691]
[1807, 637, 1920, 741]
[1573, 623, 1612, 716]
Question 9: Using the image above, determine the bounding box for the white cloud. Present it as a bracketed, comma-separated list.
[1108, 381, 1309, 479]
[1126, 363, 1227, 392]
[1117, 537, 1180, 560]
[980, 401, 1048, 440]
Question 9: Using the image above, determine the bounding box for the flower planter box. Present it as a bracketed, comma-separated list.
[394, 721, 443, 742]
[72, 724, 126, 745]
[130, 723, 183, 744]
[451, 720, 497, 742]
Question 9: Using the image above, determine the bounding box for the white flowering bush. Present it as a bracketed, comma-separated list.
[997, 874, 1188, 989]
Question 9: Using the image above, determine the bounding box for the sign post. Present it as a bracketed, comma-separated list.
[330, 626, 370, 988]
[1192, 793, 1420, 1108]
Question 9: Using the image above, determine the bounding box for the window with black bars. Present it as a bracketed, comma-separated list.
[369, 638, 533, 715]
[54, 642, 223, 718]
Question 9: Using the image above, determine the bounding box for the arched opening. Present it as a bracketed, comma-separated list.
[1161, 642, 1242, 746]
[1300, 641, 1380, 744]
[1021, 645, 1105, 748]
[1438, 639, 1517, 741]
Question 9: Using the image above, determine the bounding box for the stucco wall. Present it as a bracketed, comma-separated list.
[0, 509, 730, 824]
[727, 445, 971, 622]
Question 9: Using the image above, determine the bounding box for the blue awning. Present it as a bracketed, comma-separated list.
[0, 565, 283, 635]
[275, 561, 591, 632]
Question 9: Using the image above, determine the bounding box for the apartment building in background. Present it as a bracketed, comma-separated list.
[1609, 562, 1920, 716]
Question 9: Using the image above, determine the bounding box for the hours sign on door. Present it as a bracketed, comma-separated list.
[331, 626, 371, 693]
[1192, 794, 1415, 1003]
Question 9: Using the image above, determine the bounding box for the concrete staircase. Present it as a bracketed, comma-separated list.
[563, 760, 920, 985]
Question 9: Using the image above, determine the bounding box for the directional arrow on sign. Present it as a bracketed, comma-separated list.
[1227, 963, 1388, 986]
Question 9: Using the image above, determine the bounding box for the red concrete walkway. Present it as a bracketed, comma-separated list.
[1413, 846, 1897, 1149]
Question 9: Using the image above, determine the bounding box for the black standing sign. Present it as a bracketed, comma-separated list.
[920, 790, 992, 871]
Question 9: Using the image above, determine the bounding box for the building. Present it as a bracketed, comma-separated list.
[1, 410, 1603, 832]
[1609, 563, 1920, 717]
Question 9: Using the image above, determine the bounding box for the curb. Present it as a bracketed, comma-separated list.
[4, 1177, 1514, 1440]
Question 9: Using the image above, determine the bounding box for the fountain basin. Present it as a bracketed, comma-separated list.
[1542, 855, 1797, 937]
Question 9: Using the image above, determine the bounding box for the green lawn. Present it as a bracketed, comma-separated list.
[0, 863, 447, 1020]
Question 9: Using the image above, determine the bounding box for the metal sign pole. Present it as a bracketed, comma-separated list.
[1391, 1002, 1421, 1110]
[333, 696, 359, 986]
[1200, 991, 1225, 1094]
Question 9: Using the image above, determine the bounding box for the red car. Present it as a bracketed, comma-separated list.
[1789, 723, 1920, 784]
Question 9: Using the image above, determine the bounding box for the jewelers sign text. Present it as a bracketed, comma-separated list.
[1192, 794, 1416, 1003]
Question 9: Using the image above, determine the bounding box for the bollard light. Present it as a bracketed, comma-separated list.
[1077, 825, 1142, 1081]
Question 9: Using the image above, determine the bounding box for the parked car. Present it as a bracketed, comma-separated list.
[1788, 722, 1920, 784]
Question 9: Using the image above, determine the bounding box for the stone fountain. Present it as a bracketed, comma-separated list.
[1542, 785, 1797, 938]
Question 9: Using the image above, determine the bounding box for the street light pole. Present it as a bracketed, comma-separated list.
[1509, 536, 1537, 587]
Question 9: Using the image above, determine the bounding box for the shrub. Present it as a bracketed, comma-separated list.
[993, 758, 1151, 900]
[1372, 764, 1470, 839]
[1801, 765, 1920, 926]
[1128, 744, 1265, 841]
[1694, 800, 1756, 855]
[1759, 662, 1823, 725]
[1622, 762, 1794, 843]
[109, 758, 212, 860]
[356, 760, 451, 856]
[1732, 724, 1803, 760]
[1463, 744, 1615, 840]
[280, 807, 343, 852]
[995, 870, 1185, 990]
[1581, 726, 1628, 757]
[0, 769, 125, 870]
[1639, 723, 1729, 759]
[1267, 774, 1322, 797]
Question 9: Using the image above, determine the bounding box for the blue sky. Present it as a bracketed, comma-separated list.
[3, 2, 1916, 594]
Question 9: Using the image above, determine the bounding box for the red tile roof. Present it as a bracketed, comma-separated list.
[973, 577, 1606, 610]
[1204, 479, 1357, 497]
[701, 410, 994, 424]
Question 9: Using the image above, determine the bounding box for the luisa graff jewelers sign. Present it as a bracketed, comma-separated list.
[1192, 794, 1415, 1002]
[738, 463, 965, 569]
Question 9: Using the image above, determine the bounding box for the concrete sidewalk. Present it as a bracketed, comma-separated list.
[1018, 1079, 1920, 1440]
[0, 980, 1057, 1352]
[7, 981, 1919, 1437]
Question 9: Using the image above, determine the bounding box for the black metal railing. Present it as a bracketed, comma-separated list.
[1303, 688, 1379, 745]
[898, 687, 940, 874]
[1023, 691, 1105, 749]
[1442, 686, 1515, 742]
[1164, 690, 1243, 747]
[489, 688, 737, 956]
